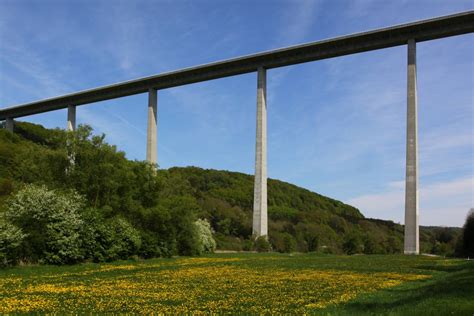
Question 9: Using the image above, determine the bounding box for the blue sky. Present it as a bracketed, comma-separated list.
[1, 0, 472, 226]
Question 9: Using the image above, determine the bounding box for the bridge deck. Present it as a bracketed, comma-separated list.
[1, 11, 473, 120]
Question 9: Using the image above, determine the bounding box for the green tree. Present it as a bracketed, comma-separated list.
[363, 234, 382, 254]
[195, 219, 216, 253]
[5, 184, 85, 264]
[343, 232, 363, 255]
[105, 217, 142, 261]
[282, 233, 297, 253]
[461, 209, 474, 257]
[384, 236, 403, 254]
[0, 220, 26, 266]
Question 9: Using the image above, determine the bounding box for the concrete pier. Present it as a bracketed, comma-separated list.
[404, 39, 419, 255]
[67, 105, 76, 132]
[5, 118, 13, 132]
[253, 67, 268, 238]
[146, 88, 158, 164]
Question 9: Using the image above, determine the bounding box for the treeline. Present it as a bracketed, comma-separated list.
[0, 123, 215, 266]
[0, 122, 470, 265]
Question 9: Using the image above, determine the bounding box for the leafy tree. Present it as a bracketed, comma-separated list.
[5, 184, 85, 264]
[432, 242, 450, 256]
[461, 209, 474, 257]
[105, 217, 142, 261]
[343, 232, 363, 255]
[282, 233, 297, 253]
[384, 236, 403, 254]
[363, 235, 382, 254]
[0, 220, 26, 266]
[195, 219, 216, 253]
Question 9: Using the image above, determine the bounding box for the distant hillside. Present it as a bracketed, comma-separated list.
[0, 121, 461, 256]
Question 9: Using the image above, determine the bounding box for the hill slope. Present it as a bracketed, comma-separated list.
[0, 122, 461, 256]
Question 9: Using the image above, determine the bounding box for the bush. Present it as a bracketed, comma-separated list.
[432, 241, 450, 256]
[5, 184, 85, 264]
[0, 220, 26, 266]
[343, 232, 363, 255]
[167, 196, 201, 256]
[254, 236, 271, 252]
[78, 208, 109, 262]
[363, 235, 382, 254]
[282, 233, 297, 253]
[139, 230, 171, 259]
[104, 217, 142, 261]
[270, 232, 296, 253]
[384, 236, 403, 254]
[215, 234, 244, 251]
[195, 219, 216, 254]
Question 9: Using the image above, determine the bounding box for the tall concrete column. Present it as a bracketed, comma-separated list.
[146, 88, 158, 165]
[253, 67, 268, 238]
[404, 39, 419, 255]
[5, 118, 14, 132]
[67, 105, 76, 131]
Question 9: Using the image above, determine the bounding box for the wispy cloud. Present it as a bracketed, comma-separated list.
[0, 44, 72, 103]
[347, 177, 473, 226]
[77, 105, 145, 159]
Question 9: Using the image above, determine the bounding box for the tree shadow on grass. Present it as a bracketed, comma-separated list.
[334, 263, 474, 314]
[414, 260, 474, 273]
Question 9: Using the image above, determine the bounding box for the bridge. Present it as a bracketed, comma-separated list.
[1, 11, 473, 254]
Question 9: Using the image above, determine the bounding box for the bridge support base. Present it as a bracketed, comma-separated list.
[404, 39, 419, 255]
[253, 67, 268, 238]
[147, 88, 158, 165]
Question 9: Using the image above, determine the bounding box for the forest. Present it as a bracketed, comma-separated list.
[0, 122, 471, 266]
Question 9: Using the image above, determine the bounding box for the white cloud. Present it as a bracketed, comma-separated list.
[347, 177, 473, 226]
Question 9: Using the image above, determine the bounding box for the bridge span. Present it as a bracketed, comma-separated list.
[1, 11, 473, 254]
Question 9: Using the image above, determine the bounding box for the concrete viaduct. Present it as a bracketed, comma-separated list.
[1, 11, 473, 254]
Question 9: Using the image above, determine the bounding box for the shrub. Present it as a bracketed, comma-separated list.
[363, 235, 382, 254]
[5, 184, 85, 264]
[270, 232, 296, 253]
[78, 208, 109, 262]
[343, 232, 363, 255]
[195, 219, 216, 254]
[282, 233, 297, 253]
[164, 196, 201, 256]
[0, 220, 26, 266]
[104, 217, 142, 261]
[215, 234, 244, 251]
[139, 230, 171, 259]
[294, 223, 319, 252]
[254, 236, 271, 252]
[384, 236, 403, 254]
[432, 241, 450, 256]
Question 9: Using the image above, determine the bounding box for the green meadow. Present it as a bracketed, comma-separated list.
[1, 253, 473, 314]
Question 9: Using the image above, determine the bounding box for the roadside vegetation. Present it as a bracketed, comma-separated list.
[0, 122, 470, 266]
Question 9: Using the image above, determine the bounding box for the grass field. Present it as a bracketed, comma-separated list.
[1, 253, 473, 314]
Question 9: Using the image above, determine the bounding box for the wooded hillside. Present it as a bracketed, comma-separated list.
[0, 122, 462, 265]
